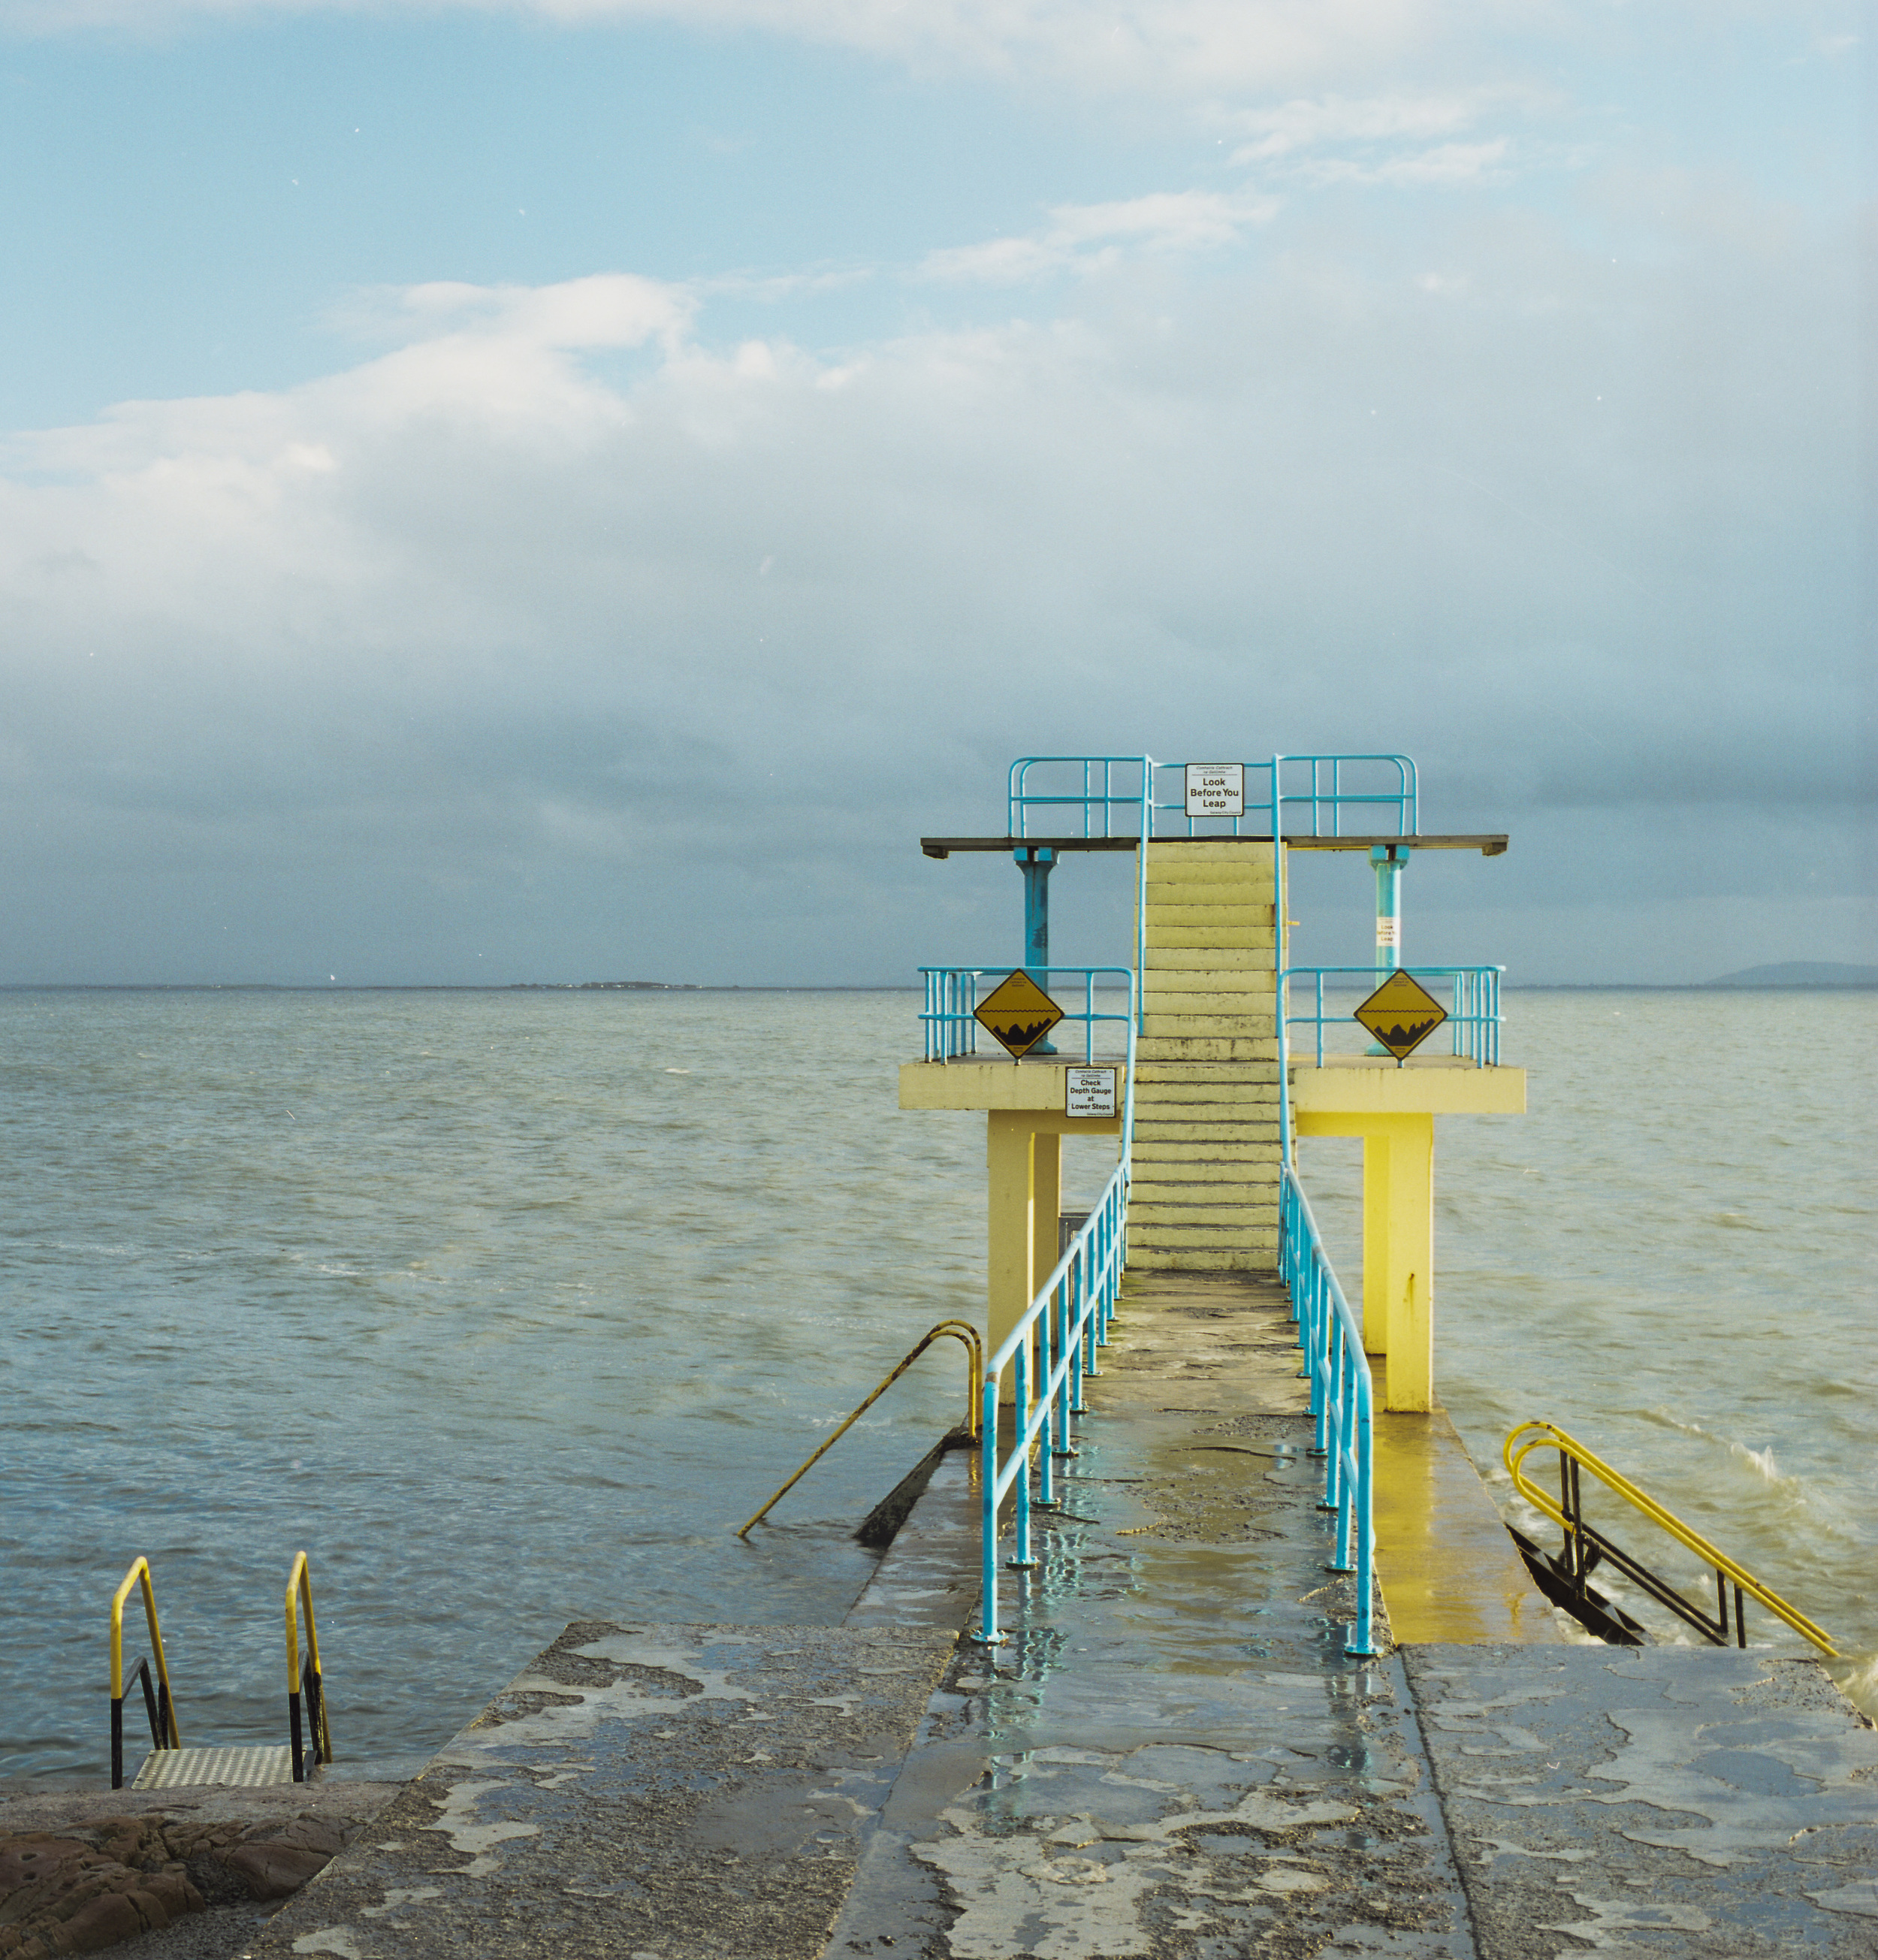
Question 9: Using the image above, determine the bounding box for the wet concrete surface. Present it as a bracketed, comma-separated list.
[826, 1273, 1877, 1959]
[824, 1271, 1471, 1960]
[248, 1623, 955, 1959]
[231, 1271, 1873, 1959]
[1407, 1644, 1878, 1958]
[1372, 1412, 1566, 1646]
[845, 1444, 982, 1636]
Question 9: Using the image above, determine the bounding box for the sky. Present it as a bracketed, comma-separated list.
[0, 0, 1869, 986]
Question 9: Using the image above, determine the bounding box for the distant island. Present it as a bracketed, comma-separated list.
[1704, 962, 1878, 989]
[508, 980, 703, 991]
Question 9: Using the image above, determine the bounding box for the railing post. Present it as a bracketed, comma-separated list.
[979, 1371, 1002, 1643]
[1012, 1343, 1037, 1563]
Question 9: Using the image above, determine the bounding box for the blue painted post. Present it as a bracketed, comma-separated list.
[1368, 843, 1408, 1054]
[1017, 846, 1058, 1053]
[1371, 843, 1407, 977]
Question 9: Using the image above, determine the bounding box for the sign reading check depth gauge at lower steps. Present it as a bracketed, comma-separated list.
[974, 971, 1064, 1059]
[1354, 969, 1448, 1061]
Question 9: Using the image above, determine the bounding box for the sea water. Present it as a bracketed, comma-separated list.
[1, 986, 1872, 1785]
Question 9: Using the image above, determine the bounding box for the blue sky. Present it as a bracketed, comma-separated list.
[0, 0, 1868, 983]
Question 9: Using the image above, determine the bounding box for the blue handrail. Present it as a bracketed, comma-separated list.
[1005, 756, 1153, 839]
[919, 967, 1137, 1063]
[1279, 965, 1504, 1067]
[1278, 1164, 1376, 1657]
[1008, 753, 1418, 841]
[1273, 951, 1378, 1658]
[977, 1017, 1137, 1645]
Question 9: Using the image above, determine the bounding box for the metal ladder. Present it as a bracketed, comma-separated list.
[1502, 1421, 1837, 1655]
[110, 1551, 334, 1788]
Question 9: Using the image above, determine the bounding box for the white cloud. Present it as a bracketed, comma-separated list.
[1300, 137, 1514, 187]
[0, 189, 1865, 981]
[919, 189, 1281, 284]
[1228, 89, 1493, 162]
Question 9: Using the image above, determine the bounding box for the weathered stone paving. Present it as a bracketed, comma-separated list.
[823, 1273, 1470, 1960]
[249, 1623, 954, 1960]
[1406, 1644, 1878, 1957]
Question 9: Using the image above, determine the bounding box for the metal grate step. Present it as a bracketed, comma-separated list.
[133, 1744, 297, 1789]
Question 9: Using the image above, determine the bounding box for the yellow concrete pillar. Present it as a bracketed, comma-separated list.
[1370, 1113, 1433, 1414]
[986, 1112, 1037, 1372]
[1296, 1110, 1435, 1413]
[1031, 1130, 1062, 1303]
[1362, 1130, 1392, 1355]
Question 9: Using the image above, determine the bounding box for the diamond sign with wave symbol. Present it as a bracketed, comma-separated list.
[1353, 969, 1447, 1061]
[973, 970, 1064, 1059]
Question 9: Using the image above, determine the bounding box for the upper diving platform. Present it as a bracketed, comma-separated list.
[922, 833, 1507, 856]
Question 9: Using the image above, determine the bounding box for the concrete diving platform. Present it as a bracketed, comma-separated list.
[252, 1272, 1876, 1959]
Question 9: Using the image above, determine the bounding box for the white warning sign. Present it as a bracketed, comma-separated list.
[1065, 1067, 1118, 1117]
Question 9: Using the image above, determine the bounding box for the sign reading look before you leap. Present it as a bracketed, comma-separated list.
[1185, 763, 1244, 817]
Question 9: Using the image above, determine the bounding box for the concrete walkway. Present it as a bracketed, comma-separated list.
[252, 1271, 1877, 1959]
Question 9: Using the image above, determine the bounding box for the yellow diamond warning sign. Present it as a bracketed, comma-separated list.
[1353, 969, 1447, 1061]
[974, 970, 1064, 1059]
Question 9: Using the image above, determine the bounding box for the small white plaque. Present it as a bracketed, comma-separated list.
[1375, 917, 1399, 947]
[1185, 763, 1244, 817]
[1065, 1067, 1118, 1118]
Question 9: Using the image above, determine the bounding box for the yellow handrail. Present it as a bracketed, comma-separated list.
[110, 1557, 181, 1745]
[1504, 1420, 1837, 1656]
[110, 1557, 181, 1783]
[285, 1551, 334, 1774]
[738, 1318, 984, 1539]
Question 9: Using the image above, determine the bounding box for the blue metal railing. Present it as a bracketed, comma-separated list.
[977, 1031, 1136, 1646]
[1278, 1164, 1375, 1656]
[920, 967, 1137, 1063]
[1279, 965, 1504, 1068]
[1005, 756, 1154, 839]
[1007, 753, 1418, 841]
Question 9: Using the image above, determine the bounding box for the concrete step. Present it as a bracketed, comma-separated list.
[1143, 969, 1276, 996]
[1132, 1117, 1281, 1142]
[1144, 926, 1277, 952]
[1142, 944, 1274, 970]
[1131, 1160, 1281, 1186]
[1145, 874, 1278, 901]
[1133, 1164, 1280, 1191]
[1128, 1242, 1276, 1270]
[1132, 1103, 1281, 1127]
[1134, 1147, 1282, 1171]
[1128, 1200, 1276, 1228]
[1141, 1010, 1278, 1037]
[1132, 1062, 1281, 1087]
[1140, 905, 1275, 930]
[1137, 1035, 1279, 1062]
[1128, 1221, 1279, 1252]
[1145, 837, 1276, 859]
[1121, 1082, 1285, 1113]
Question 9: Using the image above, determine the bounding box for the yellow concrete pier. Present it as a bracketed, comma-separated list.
[1292, 1055, 1526, 1411]
[899, 1058, 1123, 1364]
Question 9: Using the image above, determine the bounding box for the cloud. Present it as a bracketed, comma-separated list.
[0, 0, 1521, 98]
[919, 189, 1282, 284]
[1228, 89, 1496, 162]
[0, 175, 1868, 983]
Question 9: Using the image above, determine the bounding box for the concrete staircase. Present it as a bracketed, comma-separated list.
[1128, 839, 1281, 1271]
